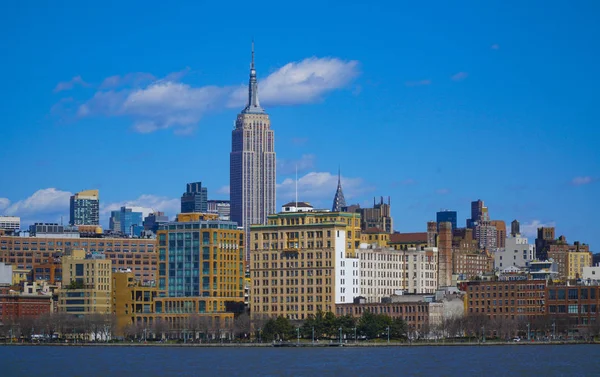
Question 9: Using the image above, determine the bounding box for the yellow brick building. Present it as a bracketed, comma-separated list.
[58, 249, 112, 315]
[567, 251, 592, 280]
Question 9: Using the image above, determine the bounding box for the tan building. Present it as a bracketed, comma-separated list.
[58, 249, 112, 315]
[0, 235, 157, 283]
[453, 250, 494, 279]
[490, 220, 506, 249]
[112, 270, 157, 335]
[389, 232, 428, 251]
[360, 228, 390, 247]
[250, 204, 360, 320]
[546, 236, 592, 280]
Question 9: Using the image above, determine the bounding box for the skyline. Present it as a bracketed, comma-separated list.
[0, 1, 598, 248]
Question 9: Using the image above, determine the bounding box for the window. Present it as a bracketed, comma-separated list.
[568, 305, 578, 314]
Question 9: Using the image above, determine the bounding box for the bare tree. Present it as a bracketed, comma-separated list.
[233, 313, 251, 340]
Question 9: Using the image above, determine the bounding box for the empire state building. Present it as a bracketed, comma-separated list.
[230, 43, 276, 260]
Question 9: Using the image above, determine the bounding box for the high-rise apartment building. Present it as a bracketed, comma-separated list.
[181, 182, 208, 214]
[436, 210, 457, 231]
[467, 199, 486, 228]
[156, 213, 244, 309]
[495, 234, 535, 269]
[249, 203, 361, 320]
[230, 43, 276, 260]
[109, 206, 143, 236]
[69, 189, 99, 226]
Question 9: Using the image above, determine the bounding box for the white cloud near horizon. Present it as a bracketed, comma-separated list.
[66, 57, 359, 134]
[0, 188, 73, 226]
[520, 219, 556, 238]
[100, 194, 180, 220]
[277, 171, 375, 208]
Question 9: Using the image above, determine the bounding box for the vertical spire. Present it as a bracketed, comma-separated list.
[332, 167, 347, 212]
[243, 40, 265, 114]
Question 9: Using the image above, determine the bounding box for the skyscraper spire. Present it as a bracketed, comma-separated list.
[243, 40, 265, 114]
[331, 167, 347, 212]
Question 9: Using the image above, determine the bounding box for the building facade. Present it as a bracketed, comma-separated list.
[143, 211, 169, 233]
[358, 197, 393, 233]
[110, 206, 143, 236]
[156, 214, 245, 311]
[465, 280, 547, 320]
[207, 200, 231, 221]
[0, 216, 20, 232]
[58, 249, 112, 315]
[249, 206, 361, 320]
[495, 234, 535, 269]
[181, 182, 208, 214]
[70, 189, 100, 226]
[0, 235, 157, 283]
[230, 44, 276, 260]
[357, 246, 438, 302]
[436, 210, 457, 231]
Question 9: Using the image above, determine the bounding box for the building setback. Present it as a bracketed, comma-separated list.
[181, 182, 208, 214]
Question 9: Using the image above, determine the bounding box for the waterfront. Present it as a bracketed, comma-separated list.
[1, 344, 596, 376]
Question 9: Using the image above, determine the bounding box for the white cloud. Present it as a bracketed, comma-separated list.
[491, 44, 500, 50]
[436, 188, 450, 195]
[520, 220, 556, 238]
[571, 176, 594, 186]
[0, 188, 72, 225]
[71, 57, 359, 134]
[278, 154, 316, 175]
[54, 76, 89, 93]
[229, 57, 359, 107]
[100, 194, 180, 220]
[100, 72, 156, 89]
[451, 72, 468, 81]
[277, 171, 374, 207]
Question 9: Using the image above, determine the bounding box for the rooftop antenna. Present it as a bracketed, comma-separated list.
[295, 164, 298, 207]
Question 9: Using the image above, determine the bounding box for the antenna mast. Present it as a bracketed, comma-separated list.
[295, 165, 298, 207]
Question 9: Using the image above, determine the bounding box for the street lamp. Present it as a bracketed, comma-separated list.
[258, 328, 262, 343]
[552, 321, 556, 341]
[339, 327, 343, 345]
[312, 326, 314, 344]
[353, 327, 357, 344]
[387, 326, 390, 343]
[297, 327, 300, 344]
[526, 323, 530, 341]
[483, 326, 486, 343]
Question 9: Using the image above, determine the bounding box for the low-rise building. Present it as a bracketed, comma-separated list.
[495, 234, 535, 269]
[0, 291, 53, 321]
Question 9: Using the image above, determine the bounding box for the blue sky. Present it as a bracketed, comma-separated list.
[0, 1, 598, 249]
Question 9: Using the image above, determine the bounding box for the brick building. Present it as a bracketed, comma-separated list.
[0, 291, 53, 320]
[465, 280, 547, 320]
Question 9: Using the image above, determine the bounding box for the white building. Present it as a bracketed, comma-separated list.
[0, 262, 12, 284]
[335, 229, 360, 304]
[582, 266, 600, 281]
[0, 216, 20, 231]
[358, 245, 438, 303]
[495, 234, 535, 269]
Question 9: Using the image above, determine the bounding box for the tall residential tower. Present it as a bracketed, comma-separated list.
[69, 189, 99, 226]
[230, 43, 276, 260]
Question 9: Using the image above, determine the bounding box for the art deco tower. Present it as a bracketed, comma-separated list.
[230, 43, 276, 260]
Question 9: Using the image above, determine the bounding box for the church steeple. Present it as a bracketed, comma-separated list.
[243, 40, 265, 114]
[331, 168, 347, 212]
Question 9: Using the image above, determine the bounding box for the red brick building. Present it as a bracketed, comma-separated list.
[0, 293, 53, 320]
[335, 301, 430, 331]
[465, 280, 547, 320]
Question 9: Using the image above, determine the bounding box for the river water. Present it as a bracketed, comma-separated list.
[0, 344, 596, 376]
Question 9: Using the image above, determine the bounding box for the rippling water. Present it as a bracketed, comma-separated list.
[0, 344, 596, 376]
